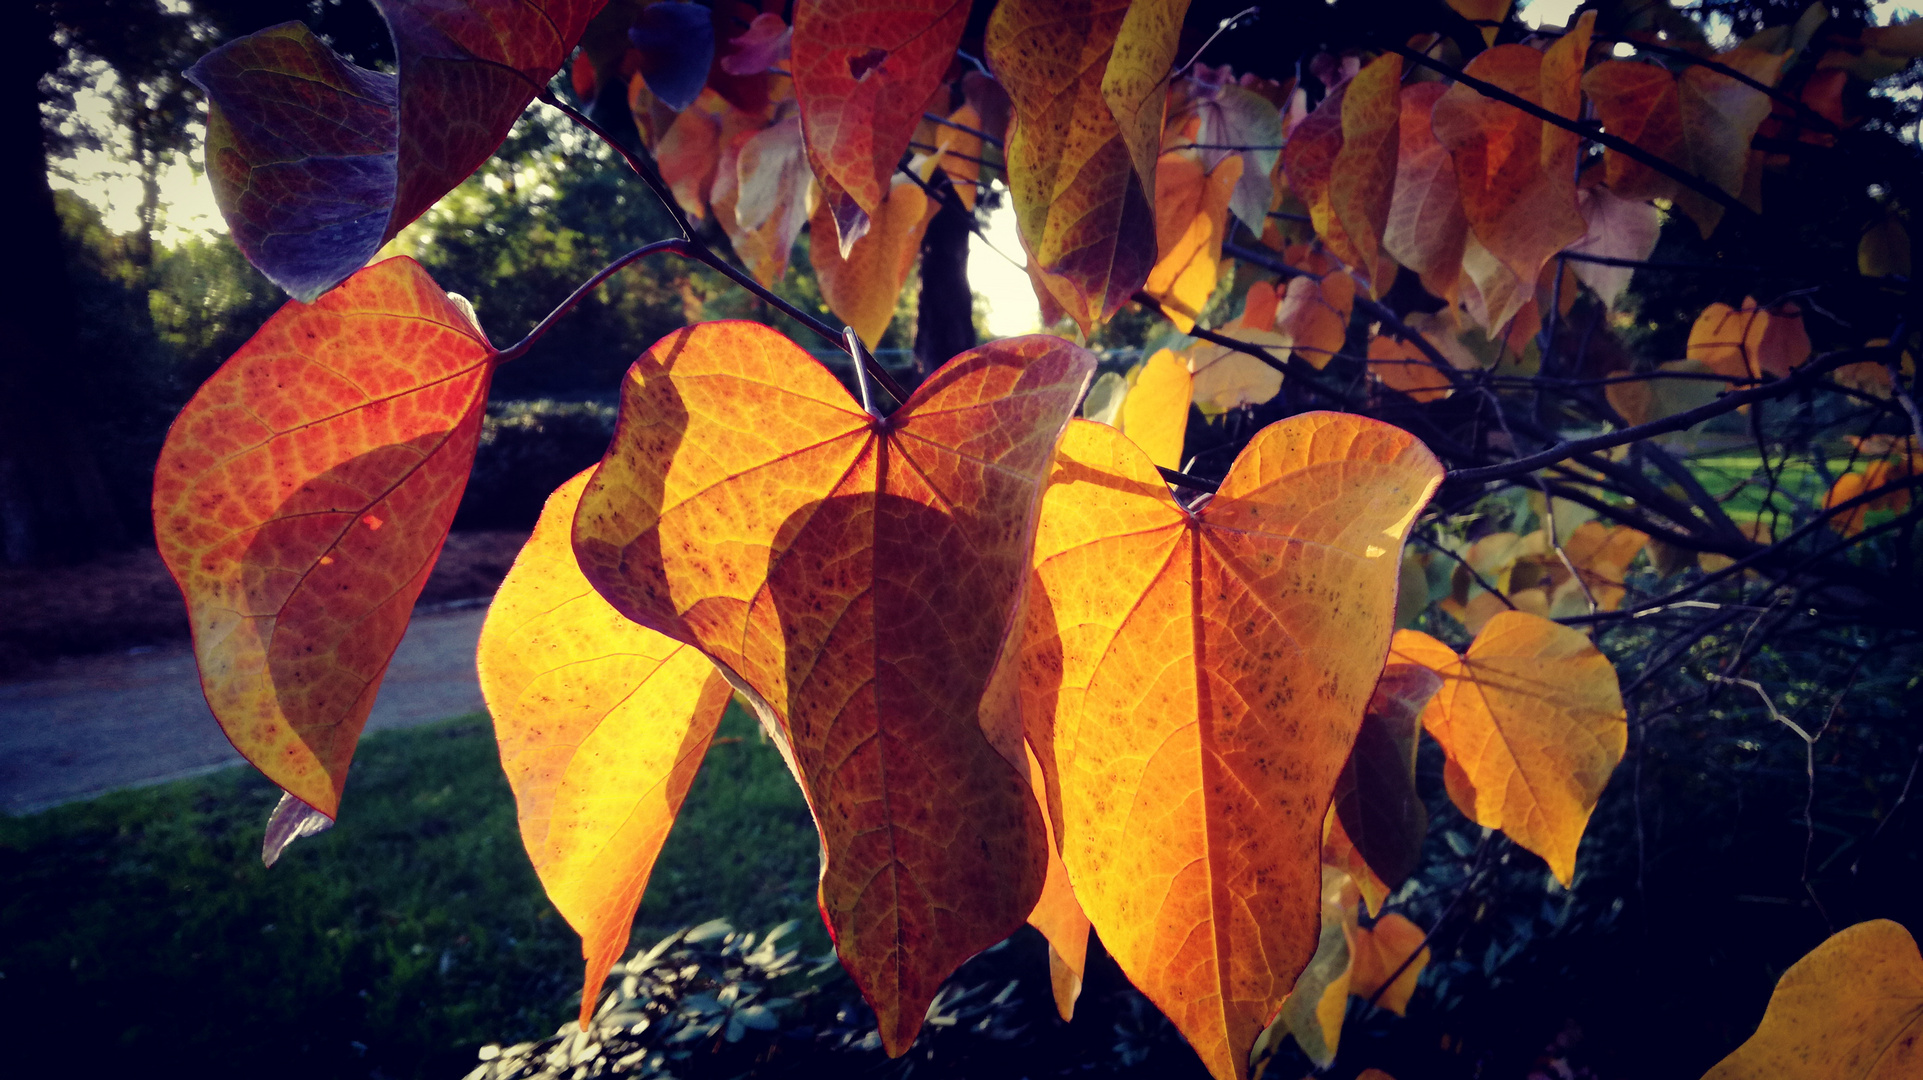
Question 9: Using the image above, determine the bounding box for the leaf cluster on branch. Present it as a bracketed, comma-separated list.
[151, 0, 1923, 1076]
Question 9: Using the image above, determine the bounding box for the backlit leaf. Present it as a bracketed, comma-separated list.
[1015, 415, 1443, 1080]
[1276, 271, 1356, 370]
[1120, 348, 1194, 471]
[1145, 152, 1244, 333]
[1185, 328, 1289, 414]
[1582, 60, 1685, 202]
[1702, 919, 1923, 1080]
[988, 0, 1156, 331]
[655, 90, 726, 222]
[188, 2, 602, 302]
[1175, 80, 1285, 233]
[1383, 82, 1469, 304]
[1538, 11, 1595, 183]
[712, 99, 814, 286]
[1390, 614, 1627, 885]
[1268, 868, 1357, 1067]
[1025, 744, 1092, 1022]
[1687, 298, 1811, 381]
[153, 257, 495, 818]
[1330, 53, 1404, 296]
[1349, 912, 1429, 1016]
[479, 469, 731, 1029]
[1101, 0, 1193, 194]
[1332, 665, 1442, 897]
[1432, 45, 1587, 294]
[573, 322, 1093, 1054]
[1283, 82, 1372, 274]
[1368, 334, 1452, 403]
[791, 0, 968, 246]
[810, 175, 934, 348]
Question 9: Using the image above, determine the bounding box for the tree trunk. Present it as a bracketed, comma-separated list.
[912, 186, 977, 378]
[0, 9, 128, 564]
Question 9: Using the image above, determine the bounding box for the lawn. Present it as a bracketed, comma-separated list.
[0, 705, 823, 1080]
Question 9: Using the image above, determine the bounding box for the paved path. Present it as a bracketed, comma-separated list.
[0, 605, 489, 815]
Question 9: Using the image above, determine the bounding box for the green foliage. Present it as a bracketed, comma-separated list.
[0, 707, 820, 1080]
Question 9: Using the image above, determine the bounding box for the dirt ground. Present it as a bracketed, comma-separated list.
[0, 530, 530, 678]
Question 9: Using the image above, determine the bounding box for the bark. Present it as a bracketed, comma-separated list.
[912, 185, 977, 378]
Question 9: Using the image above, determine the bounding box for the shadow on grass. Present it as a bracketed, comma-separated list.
[0, 704, 822, 1080]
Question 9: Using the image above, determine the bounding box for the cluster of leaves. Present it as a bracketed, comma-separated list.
[150, 0, 1923, 1077]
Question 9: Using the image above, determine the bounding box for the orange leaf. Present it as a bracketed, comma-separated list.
[1282, 82, 1371, 274]
[1349, 912, 1430, 1016]
[1383, 82, 1469, 304]
[1391, 614, 1626, 885]
[1368, 333, 1452, 403]
[1145, 152, 1244, 332]
[1277, 271, 1356, 369]
[791, 0, 968, 240]
[1332, 664, 1442, 899]
[712, 101, 815, 287]
[1330, 53, 1404, 296]
[153, 257, 494, 819]
[1702, 919, 1923, 1080]
[1120, 348, 1194, 471]
[1687, 299, 1811, 382]
[479, 469, 731, 1030]
[810, 175, 934, 348]
[655, 90, 725, 222]
[931, 103, 985, 212]
[1025, 743, 1092, 1022]
[988, 0, 1157, 332]
[1015, 415, 1443, 1080]
[573, 323, 1094, 1055]
[1582, 60, 1685, 202]
[1539, 11, 1596, 183]
[1558, 520, 1648, 613]
[1432, 44, 1587, 290]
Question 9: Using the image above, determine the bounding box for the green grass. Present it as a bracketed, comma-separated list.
[0, 705, 821, 1080]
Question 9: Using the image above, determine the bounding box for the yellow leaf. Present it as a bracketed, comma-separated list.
[810, 175, 934, 348]
[1390, 614, 1627, 885]
[988, 0, 1157, 331]
[1024, 744, 1091, 1022]
[1270, 868, 1358, 1067]
[574, 323, 1094, 1054]
[1119, 348, 1193, 470]
[1447, 0, 1514, 45]
[1185, 327, 1289, 413]
[1015, 415, 1443, 1080]
[1145, 152, 1244, 332]
[1100, 0, 1193, 194]
[1675, 46, 1789, 236]
[1349, 912, 1430, 1016]
[480, 469, 731, 1030]
[1702, 919, 1923, 1080]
